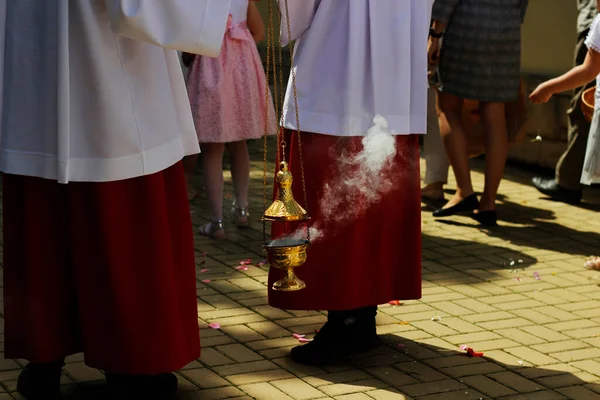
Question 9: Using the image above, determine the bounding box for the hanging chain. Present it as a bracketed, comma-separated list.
[263, 0, 311, 242]
[280, 0, 310, 242]
[262, 0, 275, 243]
[270, 8, 285, 165]
[276, 4, 287, 164]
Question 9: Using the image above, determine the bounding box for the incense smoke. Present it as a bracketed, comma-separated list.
[292, 115, 399, 243]
[320, 115, 399, 223]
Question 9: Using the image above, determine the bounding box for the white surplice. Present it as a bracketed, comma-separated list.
[0, 0, 230, 183]
[582, 14, 600, 185]
[279, 0, 429, 136]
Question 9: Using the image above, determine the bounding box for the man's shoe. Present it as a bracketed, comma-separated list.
[532, 177, 582, 204]
[17, 360, 64, 400]
[290, 306, 380, 366]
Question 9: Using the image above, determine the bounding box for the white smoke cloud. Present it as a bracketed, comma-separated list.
[291, 115, 399, 243]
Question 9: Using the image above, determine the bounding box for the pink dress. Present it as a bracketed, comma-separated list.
[187, 0, 276, 143]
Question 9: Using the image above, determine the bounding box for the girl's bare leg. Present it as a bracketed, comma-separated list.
[438, 92, 474, 208]
[479, 102, 508, 211]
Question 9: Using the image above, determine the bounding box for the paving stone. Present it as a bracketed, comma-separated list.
[556, 386, 600, 400]
[269, 378, 326, 400]
[4, 152, 600, 399]
[486, 371, 544, 393]
[181, 369, 230, 389]
[239, 382, 294, 399]
[461, 375, 517, 397]
[401, 379, 467, 397]
[319, 379, 389, 397]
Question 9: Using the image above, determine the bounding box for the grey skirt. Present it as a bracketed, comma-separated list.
[433, 0, 526, 102]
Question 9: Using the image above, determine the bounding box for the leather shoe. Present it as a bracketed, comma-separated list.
[471, 210, 498, 226]
[17, 360, 64, 400]
[532, 177, 581, 204]
[433, 193, 479, 218]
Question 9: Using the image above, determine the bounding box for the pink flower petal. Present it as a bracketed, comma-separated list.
[208, 323, 221, 329]
[202, 279, 211, 283]
[298, 338, 313, 343]
[239, 259, 252, 266]
[460, 344, 468, 351]
[292, 333, 305, 339]
[200, 269, 209, 273]
[533, 271, 541, 280]
[258, 259, 268, 266]
[397, 344, 405, 349]
[388, 300, 402, 306]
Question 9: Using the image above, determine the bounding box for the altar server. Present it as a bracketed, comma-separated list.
[268, 0, 428, 365]
[0, 1, 230, 398]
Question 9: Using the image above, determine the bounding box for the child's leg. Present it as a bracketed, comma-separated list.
[226, 140, 250, 208]
[200, 143, 226, 222]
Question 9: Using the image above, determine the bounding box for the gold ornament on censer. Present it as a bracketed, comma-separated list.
[263, 161, 307, 221]
[261, 0, 311, 291]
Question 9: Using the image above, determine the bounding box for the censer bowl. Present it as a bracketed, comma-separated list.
[263, 238, 309, 291]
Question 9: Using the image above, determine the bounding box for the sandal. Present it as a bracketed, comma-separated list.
[232, 204, 250, 228]
[198, 221, 226, 240]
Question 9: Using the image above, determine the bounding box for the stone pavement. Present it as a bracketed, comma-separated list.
[1, 140, 600, 400]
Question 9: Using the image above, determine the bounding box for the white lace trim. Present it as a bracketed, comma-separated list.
[585, 15, 600, 53]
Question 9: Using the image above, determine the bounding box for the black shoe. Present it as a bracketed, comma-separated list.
[471, 210, 497, 226]
[106, 373, 178, 400]
[432, 193, 479, 218]
[532, 177, 582, 204]
[17, 360, 64, 400]
[290, 306, 380, 366]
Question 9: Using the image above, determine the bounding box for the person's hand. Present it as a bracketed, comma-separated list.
[428, 36, 440, 65]
[529, 82, 554, 104]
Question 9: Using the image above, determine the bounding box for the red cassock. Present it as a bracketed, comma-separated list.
[2, 162, 200, 374]
[268, 131, 422, 311]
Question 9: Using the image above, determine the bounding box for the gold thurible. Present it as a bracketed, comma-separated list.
[261, 0, 310, 292]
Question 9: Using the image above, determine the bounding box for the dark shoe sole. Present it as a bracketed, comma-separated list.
[290, 336, 381, 366]
[471, 210, 497, 226]
[433, 194, 479, 218]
